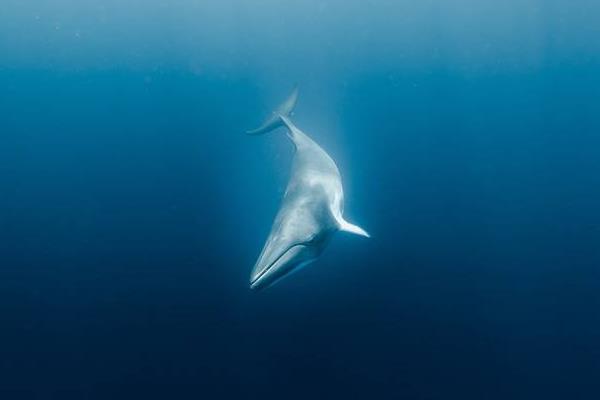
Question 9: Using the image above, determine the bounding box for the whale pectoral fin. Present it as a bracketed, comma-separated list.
[339, 219, 370, 238]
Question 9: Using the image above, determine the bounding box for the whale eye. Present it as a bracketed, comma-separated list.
[303, 233, 319, 245]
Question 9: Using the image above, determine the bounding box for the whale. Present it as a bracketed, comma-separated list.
[247, 87, 369, 290]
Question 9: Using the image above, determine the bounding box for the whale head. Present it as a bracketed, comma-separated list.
[248, 183, 370, 291]
[249, 225, 333, 291]
[249, 207, 369, 291]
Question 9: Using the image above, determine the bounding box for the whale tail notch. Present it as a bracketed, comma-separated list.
[247, 86, 299, 135]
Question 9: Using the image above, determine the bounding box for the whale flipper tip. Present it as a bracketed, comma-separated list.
[339, 219, 370, 238]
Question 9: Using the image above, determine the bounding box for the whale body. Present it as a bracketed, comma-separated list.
[248, 88, 369, 290]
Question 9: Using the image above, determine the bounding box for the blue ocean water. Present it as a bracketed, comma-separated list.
[1, 1, 599, 399]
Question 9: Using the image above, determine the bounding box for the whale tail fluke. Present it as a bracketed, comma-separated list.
[247, 86, 298, 135]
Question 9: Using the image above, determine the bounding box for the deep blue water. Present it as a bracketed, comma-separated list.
[1, 1, 599, 399]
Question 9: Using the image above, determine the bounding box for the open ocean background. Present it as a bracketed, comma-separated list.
[1, 1, 599, 399]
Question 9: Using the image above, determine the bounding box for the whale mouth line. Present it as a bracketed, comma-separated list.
[250, 243, 307, 289]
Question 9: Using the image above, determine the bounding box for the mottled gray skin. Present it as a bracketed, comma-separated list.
[249, 102, 368, 290]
